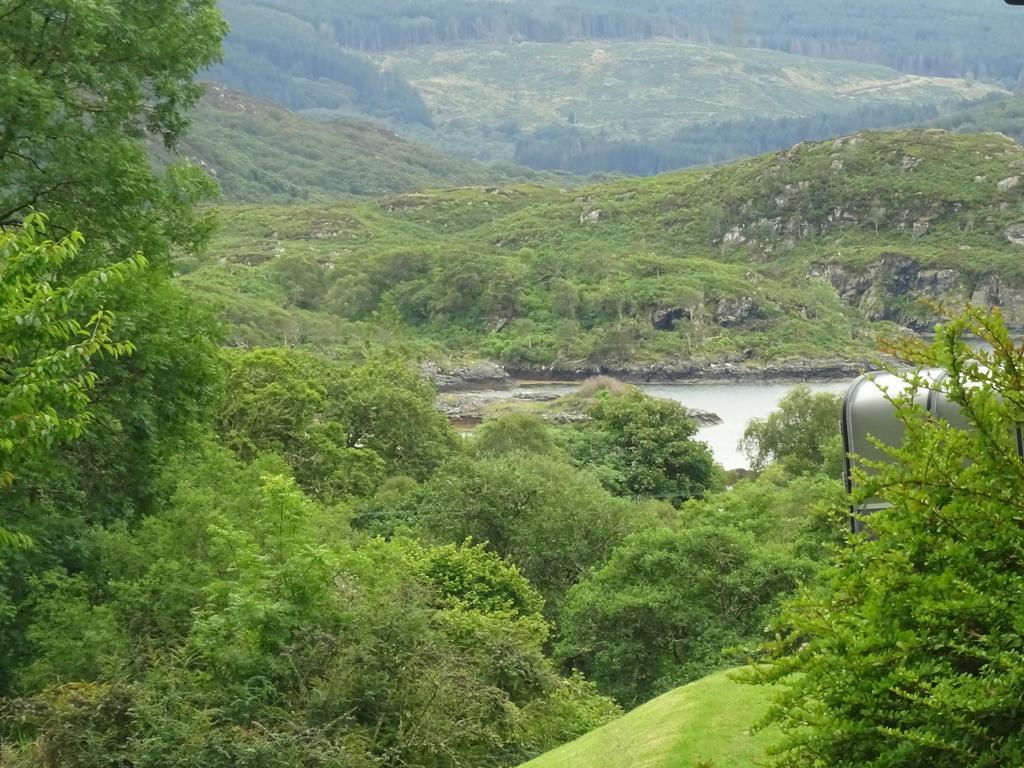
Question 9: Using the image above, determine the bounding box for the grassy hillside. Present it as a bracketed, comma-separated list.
[167, 85, 564, 201]
[380, 40, 1000, 162]
[185, 130, 1024, 369]
[519, 669, 778, 768]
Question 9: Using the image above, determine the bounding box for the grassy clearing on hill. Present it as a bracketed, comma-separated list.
[519, 668, 778, 768]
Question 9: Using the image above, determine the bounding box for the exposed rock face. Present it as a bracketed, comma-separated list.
[998, 176, 1021, 192]
[507, 358, 873, 383]
[580, 209, 602, 224]
[715, 296, 759, 326]
[901, 155, 921, 172]
[809, 253, 1024, 330]
[1006, 222, 1024, 246]
[421, 360, 510, 390]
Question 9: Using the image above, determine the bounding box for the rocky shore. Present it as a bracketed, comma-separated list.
[424, 357, 874, 391]
[437, 388, 723, 427]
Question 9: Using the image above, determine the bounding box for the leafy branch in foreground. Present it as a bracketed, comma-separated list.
[752, 306, 1024, 768]
[0, 216, 145, 544]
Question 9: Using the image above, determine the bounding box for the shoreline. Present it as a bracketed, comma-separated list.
[431, 358, 875, 392]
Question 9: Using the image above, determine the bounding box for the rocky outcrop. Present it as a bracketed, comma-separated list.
[436, 389, 722, 427]
[714, 296, 760, 326]
[970, 276, 1024, 321]
[809, 253, 1024, 331]
[1006, 222, 1024, 246]
[421, 360, 510, 390]
[998, 176, 1021, 192]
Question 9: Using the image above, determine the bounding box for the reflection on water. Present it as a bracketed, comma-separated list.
[502, 380, 853, 470]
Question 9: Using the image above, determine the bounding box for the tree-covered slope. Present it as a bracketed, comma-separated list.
[381, 40, 1000, 163]
[922, 94, 1024, 148]
[165, 85, 562, 201]
[220, 0, 1024, 85]
[185, 130, 1024, 371]
[518, 668, 778, 768]
[209, 0, 1017, 173]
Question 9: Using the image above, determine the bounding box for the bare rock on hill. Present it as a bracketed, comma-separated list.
[715, 296, 759, 325]
[422, 361, 510, 390]
[997, 176, 1020, 192]
[1006, 222, 1024, 246]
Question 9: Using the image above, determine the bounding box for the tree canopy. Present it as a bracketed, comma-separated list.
[0, 0, 224, 248]
[741, 385, 844, 478]
[0, 0, 227, 694]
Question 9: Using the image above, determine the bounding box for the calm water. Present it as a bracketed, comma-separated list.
[499, 380, 854, 469]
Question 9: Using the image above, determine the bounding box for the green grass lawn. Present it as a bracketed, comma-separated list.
[520, 669, 780, 768]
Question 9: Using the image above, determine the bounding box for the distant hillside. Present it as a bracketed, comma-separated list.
[518, 669, 777, 768]
[171, 85, 563, 201]
[183, 130, 1024, 372]
[218, 0, 1024, 90]
[208, 0, 1019, 176]
[922, 94, 1024, 148]
[379, 39, 1000, 167]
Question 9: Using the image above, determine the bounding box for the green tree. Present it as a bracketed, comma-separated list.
[218, 347, 385, 500]
[0, 0, 226, 696]
[557, 525, 811, 706]
[741, 385, 844, 477]
[1, 0, 225, 243]
[474, 413, 558, 457]
[0, 217, 143, 487]
[5, 454, 619, 767]
[566, 390, 716, 504]
[388, 453, 656, 611]
[0, 219, 147, 674]
[756, 308, 1024, 767]
[340, 357, 458, 480]
[218, 349, 458, 498]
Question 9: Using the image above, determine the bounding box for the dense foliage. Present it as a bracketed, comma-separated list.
[925, 94, 1024, 151]
[0, 0, 227, 694]
[557, 525, 811, 706]
[0, 0, 223, 247]
[757, 308, 1024, 767]
[562, 391, 716, 503]
[11, 3, 1024, 765]
[0, 218, 143, 485]
[366, 451, 654, 611]
[1, 447, 621, 767]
